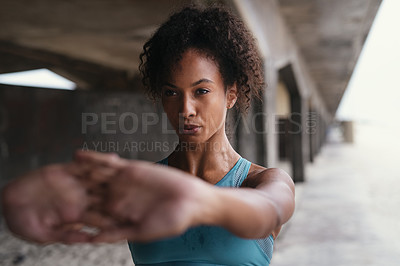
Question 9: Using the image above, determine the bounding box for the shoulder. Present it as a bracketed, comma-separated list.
[242, 162, 295, 239]
[242, 162, 294, 192]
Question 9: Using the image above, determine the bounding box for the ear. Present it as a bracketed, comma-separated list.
[226, 84, 238, 109]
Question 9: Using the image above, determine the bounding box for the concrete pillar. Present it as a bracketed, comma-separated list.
[318, 111, 323, 152]
[342, 120, 354, 143]
[253, 96, 266, 165]
[264, 59, 279, 168]
[290, 94, 305, 182]
[279, 64, 305, 182]
[302, 98, 310, 164]
[308, 107, 316, 163]
[236, 106, 257, 163]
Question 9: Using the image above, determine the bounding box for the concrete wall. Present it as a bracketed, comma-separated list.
[0, 85, 178, 186]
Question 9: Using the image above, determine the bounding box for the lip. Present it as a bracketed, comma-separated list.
[181, 124, 201, 134]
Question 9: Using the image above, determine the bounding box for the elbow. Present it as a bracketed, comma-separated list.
[266, 168, 295, 219]
[258, 168, 296, 235]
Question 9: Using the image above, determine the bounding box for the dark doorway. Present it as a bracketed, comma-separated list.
[278, 64, 304, 182]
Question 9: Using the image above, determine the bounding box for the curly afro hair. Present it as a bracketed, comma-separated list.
[139, 5, 264, 113]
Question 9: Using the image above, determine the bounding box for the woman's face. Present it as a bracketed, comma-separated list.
[161, 49, 237, 144]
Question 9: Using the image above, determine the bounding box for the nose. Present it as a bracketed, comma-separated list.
[179, 94, 196, 119]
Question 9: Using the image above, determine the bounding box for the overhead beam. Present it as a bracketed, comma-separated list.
[0, 40, 138, 91]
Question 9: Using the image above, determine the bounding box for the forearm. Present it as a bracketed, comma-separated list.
[191, 171, 294, 239]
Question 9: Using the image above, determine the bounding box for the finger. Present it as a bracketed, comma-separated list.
[88, 166, 120, 183]
[72, 157, 123, 184]
[55, 222, 102, 244]
[79, 178, 101, 191]
[81, 211, 117, 229]
[87, 194, 103, 205]
[86, 194, 106, 214]
[56, 227, 94, 244]
[62, 161, 93, 178]
[74, 150, 124, 168]
[82, 178, 110, 194]
[90, 227, 135, 243]
[69, 164, 118, 189]
[57, 222, 85, 232]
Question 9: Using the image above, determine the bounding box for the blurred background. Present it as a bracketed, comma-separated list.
[0, 0, 399, 265]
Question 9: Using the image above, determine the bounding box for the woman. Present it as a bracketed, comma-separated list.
[2, 5, 295, 266]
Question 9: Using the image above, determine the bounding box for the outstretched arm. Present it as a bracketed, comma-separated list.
[75, 151, 295, 242]
[209, 168, 295, 239]
[2, 151, 295, 244]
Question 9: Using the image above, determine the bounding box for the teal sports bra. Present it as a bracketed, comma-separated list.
[128, 157, 274, 266]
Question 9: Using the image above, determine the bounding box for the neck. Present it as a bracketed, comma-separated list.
[170, 129, 240, 178]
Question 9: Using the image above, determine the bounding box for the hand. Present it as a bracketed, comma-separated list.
[1, 161, 110, 244]
[2, 150, 215, 244]
[75, 151, 214, 243]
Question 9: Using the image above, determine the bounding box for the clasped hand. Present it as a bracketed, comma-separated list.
[1, 151, 206, 244]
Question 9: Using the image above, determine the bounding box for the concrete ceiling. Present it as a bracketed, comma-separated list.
[277, 0, 382, 114]
[0, 0, 382, 114]
[0, 0, 194, 89]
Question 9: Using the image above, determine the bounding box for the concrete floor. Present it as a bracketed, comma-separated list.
[0, 225, 133, 266]
[272, 122, 400, 266]
[1, 122, 399, 266]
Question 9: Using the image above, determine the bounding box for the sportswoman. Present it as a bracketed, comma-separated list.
[2, 5, 295, 266]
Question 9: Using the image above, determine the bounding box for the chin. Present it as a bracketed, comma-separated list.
[178, 134, 203, 142]
[177, 133, 210, 145]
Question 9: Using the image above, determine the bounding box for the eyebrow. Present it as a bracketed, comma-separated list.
[163, 82, 178, 89]
[163, 79, 214, 89]
[191, 79, 214, 87]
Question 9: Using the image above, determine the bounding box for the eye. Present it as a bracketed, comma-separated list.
[196, 88, 210, 95]
[164, 89, 177, 97]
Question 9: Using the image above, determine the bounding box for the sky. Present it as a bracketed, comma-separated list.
[336, 0, 400, 128]
[0, 68, 76, 90]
